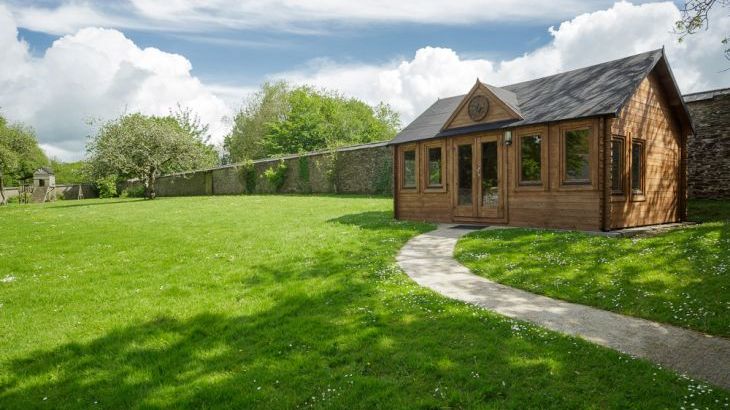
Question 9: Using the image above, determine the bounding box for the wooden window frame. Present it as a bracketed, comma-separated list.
[422, 140, 446, 193]
[630, 138, 646, 201]
[558, 122, 597, 190]
[514, 127, 547, 191]
[610, 135, 627, 198]
[399, 143, 419, 192]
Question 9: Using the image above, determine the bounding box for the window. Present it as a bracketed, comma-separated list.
[611, 137, 625, 194]
[402, 149, 417, 189]
[427, 146, 443, 188]
[631, 140, 645, 194]
[519, 135, 542, 184]
[564, 128, 591, 183]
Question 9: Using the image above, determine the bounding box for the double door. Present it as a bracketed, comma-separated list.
[452, 134, 506, 221]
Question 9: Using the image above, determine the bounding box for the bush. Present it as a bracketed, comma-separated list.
[96, 176, 118, 198]
[262, 160, 288, 192]
[120, 184, 145, 198]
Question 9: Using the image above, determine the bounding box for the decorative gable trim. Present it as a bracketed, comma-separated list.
[441, 79, 523, 131]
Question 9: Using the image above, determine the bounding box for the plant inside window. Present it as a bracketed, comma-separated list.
[631, 140, 644, 194]
[611, 137, 624, 194]
[403, 150, 416, 188]
[427, 147, 442, 187]
[564, 129, 590, 183]
[520, 135, 541, 184]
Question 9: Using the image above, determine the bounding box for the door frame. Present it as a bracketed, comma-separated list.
[477, 134, 505, 220]
[450, 133, 508, 223]
[451, 135, 476, 218]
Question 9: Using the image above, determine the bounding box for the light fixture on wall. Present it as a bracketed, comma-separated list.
[504, 130, 513, 146]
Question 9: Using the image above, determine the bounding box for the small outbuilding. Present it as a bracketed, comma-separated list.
[33, 167, 55, 188]
[389, 49, 693, 231]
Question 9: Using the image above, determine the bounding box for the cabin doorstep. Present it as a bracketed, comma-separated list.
[389, 49, 693, 231]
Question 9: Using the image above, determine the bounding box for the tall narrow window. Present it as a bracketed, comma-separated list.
[402, 149, 416, 189]
[427, 147, 443, 187]
[611, 137, 624, 194]
[519, 135, 541, 184]
[564, 128, 591, 183]
[631, 140, 644, 194]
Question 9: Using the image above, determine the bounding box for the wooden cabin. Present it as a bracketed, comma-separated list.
[390, 49, 693, 231]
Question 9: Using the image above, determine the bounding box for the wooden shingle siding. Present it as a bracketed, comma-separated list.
[610, 72, 682, 229]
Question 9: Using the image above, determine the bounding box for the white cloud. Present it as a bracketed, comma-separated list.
[8, 0, 646, 35]
[0, 5, 232, 161]
[1, 1, 728, 161]
[274, 1, 730, 125]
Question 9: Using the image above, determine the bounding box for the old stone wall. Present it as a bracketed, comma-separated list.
[1, 184, 97, 202]
[148, 142, 394, 197]
[685, 90, 730, 199]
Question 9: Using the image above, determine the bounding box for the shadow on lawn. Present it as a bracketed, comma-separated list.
[327, 211, 435, 232]
[0, 285, 693, 409]
[41, 199, 145, 210]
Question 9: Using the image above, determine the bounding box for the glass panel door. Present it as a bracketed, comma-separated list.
[481, 141, 498, 209]
[477, 135, 503, 219]
[457, 144, 473, 206]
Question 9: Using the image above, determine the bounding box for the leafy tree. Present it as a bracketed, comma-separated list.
[224, 82, 400, 162]
[50, 160, 87, 184]
[224, 81, 289, 162]
[676, 0, 729, 60]
[86, 113, 217, 199]
[0, 116, 48, 205]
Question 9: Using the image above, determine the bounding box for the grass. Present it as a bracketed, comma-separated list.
[1, 196, 728, 408]
[456, 199, 730, 338]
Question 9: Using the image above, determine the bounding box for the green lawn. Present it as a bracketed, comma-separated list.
[456, 200, 730, 338]
[1, 196, 728, 408]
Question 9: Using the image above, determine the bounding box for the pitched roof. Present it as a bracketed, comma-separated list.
[34, 167, 54, 175]
[391, 49, 690, 145]
[683, 87, 730, 103]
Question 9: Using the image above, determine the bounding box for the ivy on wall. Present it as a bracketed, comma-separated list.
[262, 160, 289, 192]
[239, 160, 257, 194]
[297, 156, 311, 193]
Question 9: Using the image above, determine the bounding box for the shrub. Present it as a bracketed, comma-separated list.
[96, 176, 118, 198]
[262, 160, 288, 192]
[120, 184, 145, 198]
[239, 160, 257, 194]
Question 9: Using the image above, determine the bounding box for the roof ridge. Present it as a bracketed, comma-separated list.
[501, 49, 662, 89]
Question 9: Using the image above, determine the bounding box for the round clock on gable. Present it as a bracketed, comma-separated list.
[467, 95, 489, 121]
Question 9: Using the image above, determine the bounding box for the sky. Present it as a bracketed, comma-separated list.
[0, 1, 728, 161]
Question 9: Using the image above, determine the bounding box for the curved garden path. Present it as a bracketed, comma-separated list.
[396, 224, 730, 390]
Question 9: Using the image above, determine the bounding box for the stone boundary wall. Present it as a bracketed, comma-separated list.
[136, 142, 394, 197]
[685, 89, 730, 199]
[1, 184, 98, 202]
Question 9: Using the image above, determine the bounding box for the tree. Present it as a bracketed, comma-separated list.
[223, 81, 400, 162]
[0, 116, 48, 205]
[50, 160, 87, 184]
[86, 113, 217, 199]
[676, 0, 730, 60]
[224, 81, 289, 162]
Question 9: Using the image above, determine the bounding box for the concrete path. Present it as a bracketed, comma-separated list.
[396, 224, 730, 389]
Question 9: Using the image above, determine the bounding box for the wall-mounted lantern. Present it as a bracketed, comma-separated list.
[504, 130, 513, 146]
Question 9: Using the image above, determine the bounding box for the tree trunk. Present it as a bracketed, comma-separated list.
[0, 174, 6, 206]
[145, 174, 157, 200]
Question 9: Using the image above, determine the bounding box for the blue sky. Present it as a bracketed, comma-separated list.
[17, 15, 553, 86]
[0, 1, 727, 160]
